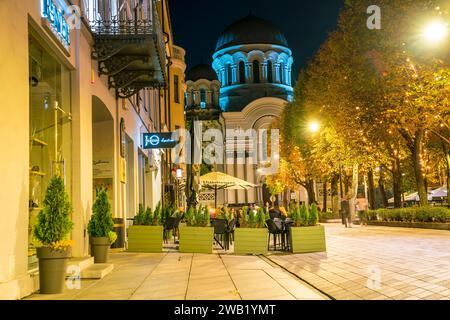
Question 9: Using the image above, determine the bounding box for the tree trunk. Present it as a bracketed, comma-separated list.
[344, 175, 350, 195]
[392, 157, 403, 208]
[331, 173, 340, 216]
[367, 169, 376, 210]
[322, 179, 328, 213]
[305, 179, 317, 206]
[349, 164, 359, 221]
[378, 167, 389, 208]
[411, 130, 428, 206]
[444, 142, 450, 206]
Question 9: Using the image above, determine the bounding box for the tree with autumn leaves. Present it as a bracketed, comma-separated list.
[276, 0, 449, 210]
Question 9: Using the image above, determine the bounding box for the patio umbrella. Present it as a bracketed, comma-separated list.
[199, 171, 256, 208]
[430, 186, 448, 200]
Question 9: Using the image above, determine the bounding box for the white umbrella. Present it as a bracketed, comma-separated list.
[430, 186, 448, 199]
[199, 172, 256, 208]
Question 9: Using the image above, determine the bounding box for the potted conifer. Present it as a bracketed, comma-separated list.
[128, 203, 164, 253]
[88, 190, 117, 263]
[179, 205, 213, 254]
[34, 176, 74, 294]
[289, 203, 326, 253]
[234, 207, 269, 255]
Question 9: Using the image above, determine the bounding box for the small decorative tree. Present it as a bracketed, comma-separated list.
[255, 207, 267, 228]
[134, 205, 163, 226]
[134, 204, 146, 226]
[240, 207, 249, 228]
[291, 205, 301, 227]
[34, 176, 74, 250]
[185, 205, 209, 227]
[309, 203, 319, 226]
[88, 190, 115, 242]
[299, 203, 309, 227]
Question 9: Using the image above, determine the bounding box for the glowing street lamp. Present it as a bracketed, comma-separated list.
[309, 121, 320, 134]
[422, 19, 448, 44]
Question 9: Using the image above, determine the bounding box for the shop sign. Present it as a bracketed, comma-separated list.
[41, 0, 70, 50]
[143, 133, 178, 149]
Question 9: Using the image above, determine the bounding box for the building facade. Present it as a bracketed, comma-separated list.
[212, 14, 294, 206]
[0, 0, 183, 299]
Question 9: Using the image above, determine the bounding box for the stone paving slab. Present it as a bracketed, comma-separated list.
[25, 252, 327, 300]
[266, 223, 450, 300]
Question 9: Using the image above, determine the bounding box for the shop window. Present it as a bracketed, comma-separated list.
[28, 35, 72, 270]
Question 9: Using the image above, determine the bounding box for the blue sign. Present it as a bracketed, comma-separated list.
[143, 133, 178, 149]
[41, 0, 70, 49]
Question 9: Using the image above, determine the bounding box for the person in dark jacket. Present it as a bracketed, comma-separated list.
[341, 196, 351, 228]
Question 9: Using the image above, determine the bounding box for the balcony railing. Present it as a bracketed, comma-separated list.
[80, 0, 167, 98]
[81, 0, 155, 34]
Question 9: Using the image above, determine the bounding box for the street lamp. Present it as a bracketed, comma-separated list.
[308, 121, 320, 134]
[175, 168, 183, 208]
[176, 168, 183, 179]
[422, 19, 448, 44]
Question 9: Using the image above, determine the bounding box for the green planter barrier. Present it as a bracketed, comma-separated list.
[127, 226, 163, 253]
[234, 228, 268, 255]
[290, 225, 326, 254]
[179, 227, 214, 254]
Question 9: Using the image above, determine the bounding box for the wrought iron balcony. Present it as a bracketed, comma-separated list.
[82, 0, 166, 98]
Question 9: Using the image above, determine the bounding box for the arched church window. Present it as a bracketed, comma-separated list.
[191, 90, 195, 106]
[200, 89, 206, 108]
[279, 62, 284, 84]
[267, 60, 273, 83]
[253, 60, 260, 84]
[239, 61, 246, 84]
[227, 64, 233, 86]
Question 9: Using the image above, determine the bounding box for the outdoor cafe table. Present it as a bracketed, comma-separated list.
[274, 218, 294, 252]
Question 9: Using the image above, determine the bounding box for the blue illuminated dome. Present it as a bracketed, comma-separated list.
[216, 13, 289, 51]
[212, 13, 294, 112]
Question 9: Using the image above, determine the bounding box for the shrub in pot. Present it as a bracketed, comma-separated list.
[34, 176, 74, 294]
[234, 207, 268, 255]
[87, 190, 116, 263]
[289, 203, 326, 254]
[179, 205, 213, 254]
[128, 203, 164, 253]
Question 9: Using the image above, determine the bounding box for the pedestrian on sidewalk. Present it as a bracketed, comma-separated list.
[341, 195, 352, 228]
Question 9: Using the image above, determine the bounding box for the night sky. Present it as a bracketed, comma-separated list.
[169, 0, 345, 83]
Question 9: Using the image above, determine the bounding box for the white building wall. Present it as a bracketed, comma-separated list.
[0, 0, 164, 299]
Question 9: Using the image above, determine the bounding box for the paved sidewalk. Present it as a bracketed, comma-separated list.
[266, 224, 450, 300]
[25, 252, 326, 300]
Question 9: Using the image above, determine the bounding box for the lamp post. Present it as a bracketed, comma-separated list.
[308, 121, 320, 134]
[175, 168, 183, 208]
[185, 104, 221, 209]
[422, 19, 448, 45]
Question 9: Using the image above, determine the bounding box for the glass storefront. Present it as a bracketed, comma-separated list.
[28, 34, 72, 269]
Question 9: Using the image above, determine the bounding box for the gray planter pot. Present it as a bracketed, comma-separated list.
[90, 237, 110, 263]
[36, 247, 72, 294]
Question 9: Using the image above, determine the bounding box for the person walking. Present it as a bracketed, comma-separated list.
[341, 196, 352, 228]
[355, 201, 367, 226]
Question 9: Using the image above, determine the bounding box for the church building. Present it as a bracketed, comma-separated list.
[186, 13, 295, 207]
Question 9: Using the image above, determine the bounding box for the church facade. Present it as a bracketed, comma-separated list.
[186, 13, 295, 207]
